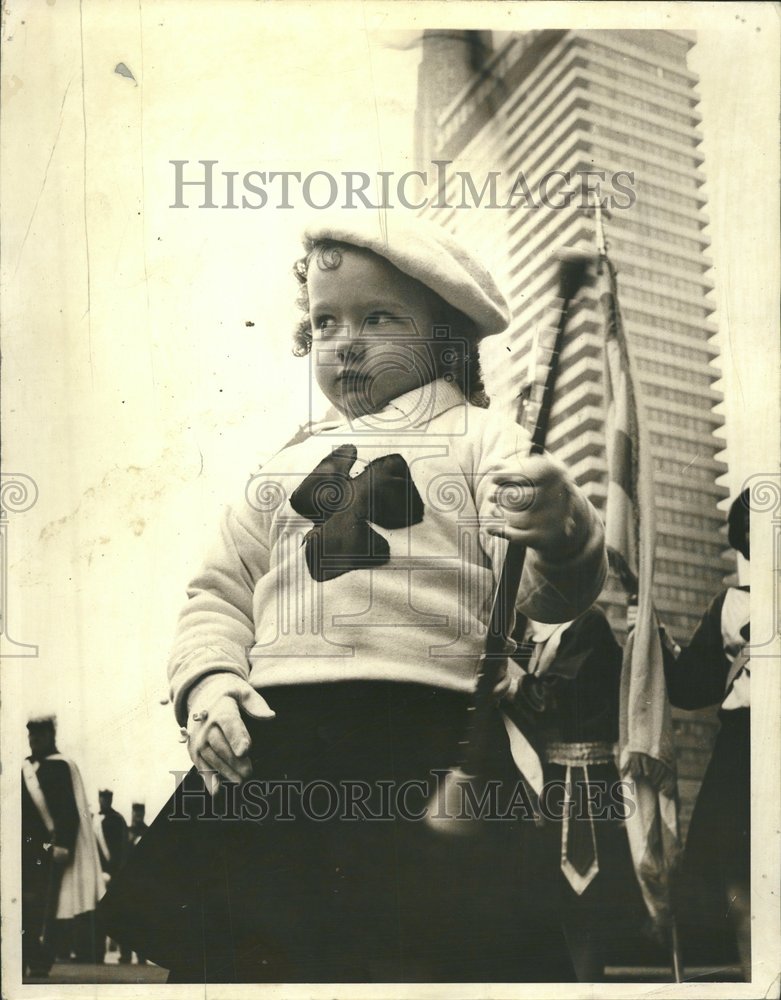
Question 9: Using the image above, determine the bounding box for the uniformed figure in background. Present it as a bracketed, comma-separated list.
[94, 790, 129, 879]
[93, 790, 129, 963]
[128, 803, 149, 848]
[506, 607, 646, 981]
[22, 717, 102, 977]
[663, 489, 751, 981]
[126, 803, 149, 965]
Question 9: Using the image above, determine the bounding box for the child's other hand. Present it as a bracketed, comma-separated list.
[185, 674, 275, 796]
[485, 454, 588, 561]
[492, 647, 522, 702]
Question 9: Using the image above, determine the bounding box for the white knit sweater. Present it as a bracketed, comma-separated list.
[169, 380, 607, 725]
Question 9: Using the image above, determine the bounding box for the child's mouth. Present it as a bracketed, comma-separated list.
[337, 370, 368, 384]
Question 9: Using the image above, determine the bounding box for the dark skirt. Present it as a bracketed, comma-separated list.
[99, 681, 575, 983]
[675, 708, 750, 962]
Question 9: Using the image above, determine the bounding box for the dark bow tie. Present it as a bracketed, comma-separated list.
[289, 444, 424, 581]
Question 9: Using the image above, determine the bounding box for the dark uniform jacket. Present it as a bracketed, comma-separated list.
[98, 808, 129, 878]
[22, 755, 80, 867]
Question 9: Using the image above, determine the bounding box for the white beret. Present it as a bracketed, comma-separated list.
[303, 213, 511, 339]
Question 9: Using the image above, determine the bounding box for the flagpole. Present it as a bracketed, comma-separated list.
[594, 196, 607, 258]
[671, 915, 683, 983]
[425, 249, 594, 834]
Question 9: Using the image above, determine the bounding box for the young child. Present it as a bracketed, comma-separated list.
[101, 214, 607, 983]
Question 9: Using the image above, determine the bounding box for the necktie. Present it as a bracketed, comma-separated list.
[560, 767, 599, 894]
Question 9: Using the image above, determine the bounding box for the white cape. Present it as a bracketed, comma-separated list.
[49, 754, 105, 919]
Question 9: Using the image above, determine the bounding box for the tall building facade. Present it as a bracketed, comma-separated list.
[416, 29, 731, 829]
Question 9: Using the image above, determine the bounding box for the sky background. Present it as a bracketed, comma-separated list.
[2, 2, 778, 829]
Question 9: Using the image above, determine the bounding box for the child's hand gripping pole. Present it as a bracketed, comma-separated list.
[424, 248, 595, 836]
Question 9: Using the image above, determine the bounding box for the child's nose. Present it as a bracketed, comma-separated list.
[335, 337, 366, 364]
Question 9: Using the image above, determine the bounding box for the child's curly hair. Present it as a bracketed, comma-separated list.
[292, 238, 490, 409]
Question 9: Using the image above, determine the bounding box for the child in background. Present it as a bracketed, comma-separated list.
[101, 214, 607, 983]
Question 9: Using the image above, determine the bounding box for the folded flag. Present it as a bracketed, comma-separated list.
[600, 251, 681, 927]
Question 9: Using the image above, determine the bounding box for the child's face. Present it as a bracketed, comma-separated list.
[308, 247, 452, 417]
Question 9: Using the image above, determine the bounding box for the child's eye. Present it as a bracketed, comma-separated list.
[315, 315, 336, 334]
[365, 313, 393, 328]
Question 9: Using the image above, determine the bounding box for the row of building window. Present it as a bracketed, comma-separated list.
[654, 456, 716, 482]
[583, 40, 693, 88]
[585, 81, 696, 127]
[624, 199, 705, 235]
[588, 63, 694, 110]
[506, 211, 703, 302]
[654, 480, 720, 502]
[651, 431, 720, 456]
[518, 106, 602, 181]
[650, 412, 716, 436]
[638, 358, 714, 389]
[656, 584, 718, 606]
[510, 298, 713, 359]
[589, 145, 700, 189]
[635, 179, 703, 211]
[657, 533, 725, 558]
[615, 240, 704, 274]
[618, 262, 707, 298]
[506, 171, 602, 245]
[503, 54, 601, 150]
[610, 215, 704, 251]
[646, 384, 714, 410]
[625, 312, 712, 348]
[659, 508, 723, 531]
[621, 284, 710, 319]
[592, 107, 700, 149]
[506, 44, 636, 143]
[657, 558, 721, 580]
[592, 124, 700, 167]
